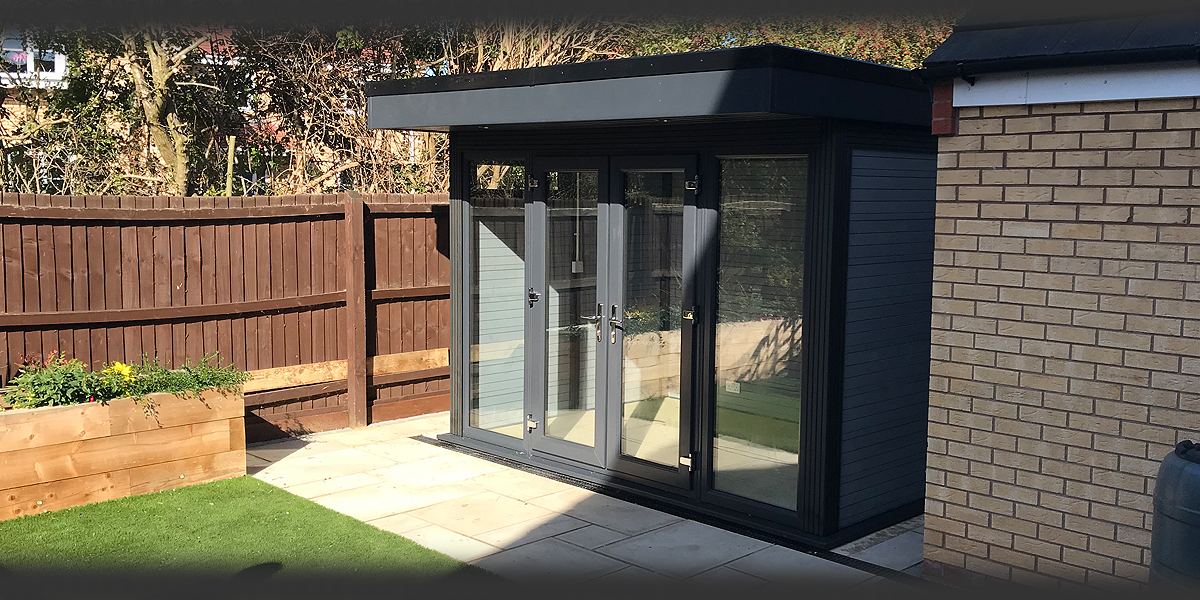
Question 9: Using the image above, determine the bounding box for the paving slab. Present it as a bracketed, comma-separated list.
[471, 537, 626, 582]
[474, 513, 589, 549]
[408, 491, 556, 537]
[529, 489, 681, 536]
[249, 412, 918, 587]
[284, 472, 385, 499]
[355, 438, 450, 463]
[404, 524, 500, 563]
[588, 564, 675, 583]
[596, 519, 770, 579]
[254, 447, 398, 488]
[247, 437, 352, 463]
[367, 512, 431, 535]
[686, 565, 770, 586]
[554, 524, 627, 550]
[313, 480, 482, 521]
[845, 530, 924, 571]
[724, 545, 874, 586]
[369, 453, 504, 488]
[467, 469, 576, 501]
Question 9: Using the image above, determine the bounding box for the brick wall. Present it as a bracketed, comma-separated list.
[927, 98, 1200, 588]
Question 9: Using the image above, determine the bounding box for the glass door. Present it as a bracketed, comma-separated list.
[525, 158, 609, 466]
[603, 156, 699, 490]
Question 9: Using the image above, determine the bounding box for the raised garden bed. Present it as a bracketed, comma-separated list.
[0, 390, 245, 521]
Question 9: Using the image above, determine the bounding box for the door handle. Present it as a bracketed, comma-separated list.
[583, 303, 603, 342]
[582, 303, 603, 322]
[527, 288, 541, 307]
[609, 304, 623, 344]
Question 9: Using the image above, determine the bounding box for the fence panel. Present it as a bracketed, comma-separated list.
[0, 192, 451, 442]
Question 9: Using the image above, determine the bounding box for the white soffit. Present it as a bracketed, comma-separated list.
[953, 61, 1200, 107]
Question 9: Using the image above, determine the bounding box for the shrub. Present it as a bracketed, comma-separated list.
[2, 352, 250, 411]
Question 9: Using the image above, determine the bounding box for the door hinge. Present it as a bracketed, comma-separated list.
[679, 454, 694, 471]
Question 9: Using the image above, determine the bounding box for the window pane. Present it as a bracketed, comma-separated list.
[712, 156, 808, 509]
[621, 170, 685, 466]
[1, 43, 26, 73]
[34, 51, 55, 73]
[544, 170, 600, 446]
[469, 161, 526, 438]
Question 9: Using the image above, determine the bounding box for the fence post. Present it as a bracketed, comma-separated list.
[344, 191, 369, 428]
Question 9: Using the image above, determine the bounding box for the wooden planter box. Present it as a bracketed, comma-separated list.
[0, 390, 246, 521]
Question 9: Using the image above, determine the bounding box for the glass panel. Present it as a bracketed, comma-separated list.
[620, 170, 685, 466]
[1, 39, 26, 73]
[469, 161, 526, 438]
[713, 156, 808, 509]
[34, 51, 55, 73]
[545, 171, 600, 446]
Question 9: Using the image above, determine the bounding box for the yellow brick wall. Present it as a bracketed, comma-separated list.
[926, 98, 1200, 588]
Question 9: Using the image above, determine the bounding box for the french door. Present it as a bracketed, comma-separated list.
[525, 156, 699, 491]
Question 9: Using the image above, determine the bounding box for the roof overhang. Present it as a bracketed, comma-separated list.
[920, 9, 1200, 82]
[365, 45, 931, 132]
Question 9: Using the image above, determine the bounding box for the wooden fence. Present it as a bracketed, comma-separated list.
[0, 192, 450, 442]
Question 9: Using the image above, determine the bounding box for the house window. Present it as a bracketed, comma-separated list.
[0, 32, 67, 86]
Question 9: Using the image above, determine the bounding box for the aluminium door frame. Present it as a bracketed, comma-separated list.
[456, 151, 530, 453]
[525, 156, 611, 467]
[603, 155, 700, 492]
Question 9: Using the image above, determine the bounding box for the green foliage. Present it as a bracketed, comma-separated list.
[621, 14, 956, 69]
[2, 352, 250, 411]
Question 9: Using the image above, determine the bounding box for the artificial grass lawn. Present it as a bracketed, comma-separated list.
[0, 476, 484, 581]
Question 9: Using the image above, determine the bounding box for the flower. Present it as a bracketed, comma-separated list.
[105, 362, 135, 382]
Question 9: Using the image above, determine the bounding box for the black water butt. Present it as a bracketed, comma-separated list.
[1151, 440, 1200, 588]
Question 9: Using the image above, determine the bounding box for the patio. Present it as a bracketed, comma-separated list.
[248, 413, 928, 587]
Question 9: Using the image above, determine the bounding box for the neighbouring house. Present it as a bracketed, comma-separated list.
[1, 28, 68, 88]
[919, 9, 1200, 588]
[365, 45, 938, 549]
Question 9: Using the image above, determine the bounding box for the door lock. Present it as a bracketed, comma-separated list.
[679, 454, 694, 471]
[526, 416, 539, 432]
[684, 179, 699, 193]
[682, 307, 697, 322]
[609, 304, 623, 344]
[528, 288, 541, 307]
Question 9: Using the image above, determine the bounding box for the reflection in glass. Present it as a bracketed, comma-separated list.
[545, 171, 600, 446]
[469, 162, 526, 438]
[713, 157, 808, 509]
[621, 171, 685, 466]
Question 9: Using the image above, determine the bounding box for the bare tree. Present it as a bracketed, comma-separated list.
[116, 26, 210, 196]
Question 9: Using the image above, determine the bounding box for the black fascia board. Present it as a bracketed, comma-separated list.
[364, 44, 926, 98]
[918, 45, 1200, 82]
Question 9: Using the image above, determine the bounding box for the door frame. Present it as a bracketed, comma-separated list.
[602, 155, 700, 492]
[524, 156, 610, 467]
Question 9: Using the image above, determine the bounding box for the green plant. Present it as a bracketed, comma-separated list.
[1, 352, 250, 412]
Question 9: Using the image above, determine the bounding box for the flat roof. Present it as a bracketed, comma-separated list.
[921, 9, 1200, 79]
[365, 45, 931, 132]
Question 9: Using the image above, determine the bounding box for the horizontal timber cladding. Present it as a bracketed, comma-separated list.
[0, 193, 451, 443]
[839, 147, 937, 529]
